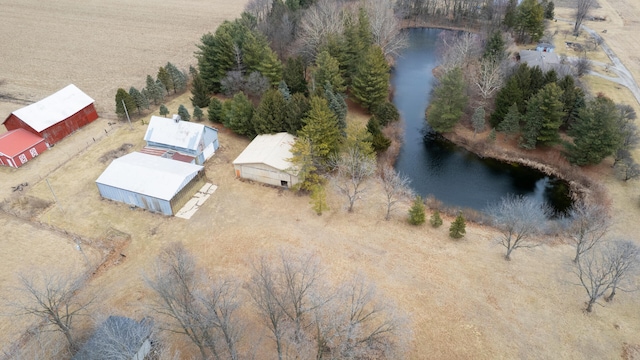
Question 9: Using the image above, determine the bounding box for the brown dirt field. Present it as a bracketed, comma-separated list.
[1, 1, 640, 359]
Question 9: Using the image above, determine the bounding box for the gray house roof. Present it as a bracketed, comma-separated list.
[73, 316, 152, 360]
[144, 115, 216, 152]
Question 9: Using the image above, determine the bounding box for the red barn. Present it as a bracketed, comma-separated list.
[0, 129, 47, 168]
[2, 84, 98, 145]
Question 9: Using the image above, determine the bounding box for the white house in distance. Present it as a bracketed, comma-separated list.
[233, 132, 299, 188]
[141, 115, 219, 165]
[96, 152, 205, 215]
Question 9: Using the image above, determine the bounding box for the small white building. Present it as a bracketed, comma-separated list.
[96, 152, 204, 215]
[232, 132, 299, 188]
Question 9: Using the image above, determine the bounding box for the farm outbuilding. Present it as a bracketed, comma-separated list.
[142, 115, 219, 165]
[232, 132, 299, 188]
[0, 129, 47, 168]
[72, 316, 153, 360]
[2, 84, 98, 145]
[96, 152, 205, 216]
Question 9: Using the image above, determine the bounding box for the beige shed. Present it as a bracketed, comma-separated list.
[232, 132, 299, 188]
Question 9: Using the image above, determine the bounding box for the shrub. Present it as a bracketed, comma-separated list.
[449, 212, 466, 239]
[371, 101, 400, 126]
[430, 210, 443, 228]
[408, 196, 426, 225]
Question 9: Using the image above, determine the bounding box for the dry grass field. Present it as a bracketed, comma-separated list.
[1, 0, 640, 359]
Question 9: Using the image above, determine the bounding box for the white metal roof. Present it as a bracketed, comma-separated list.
[144, 116, 213, 151]
[232, 132, 297, 172]
[8, 84, 95, 132]
[96, 152, 203, 201]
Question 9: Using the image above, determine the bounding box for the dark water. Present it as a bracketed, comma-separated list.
[393, 28, 572, 213]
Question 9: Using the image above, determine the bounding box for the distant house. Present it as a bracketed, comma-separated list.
[73, 316, 152, 360]
[2, 84, 98, 145]
[232, 132, 299, 188]
[142, 115, 219, 165]
[96, 152, 205, 215]
[518, 49, 571, 74]
[536, 43, 555, 53]
[0, 129, 47, 168]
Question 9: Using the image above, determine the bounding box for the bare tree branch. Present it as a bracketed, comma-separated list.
[380, 165, 413, 220]
[330, 147, 377, 213]
[563, 200, 611, 263]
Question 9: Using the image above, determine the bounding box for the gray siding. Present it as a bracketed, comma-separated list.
[96, 183, 173, 215]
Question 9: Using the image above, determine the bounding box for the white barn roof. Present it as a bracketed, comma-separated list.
[9, 84, 95, 132]
[144, 116, 211, 151]
[96, 152, 203, 201]
[233, 132, 296, 172]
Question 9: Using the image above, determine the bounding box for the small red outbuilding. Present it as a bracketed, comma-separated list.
[0, 129, 47, 168]
[2, 84, 98, 145]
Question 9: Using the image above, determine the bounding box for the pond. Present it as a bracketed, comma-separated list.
[392, 28, 572, 213]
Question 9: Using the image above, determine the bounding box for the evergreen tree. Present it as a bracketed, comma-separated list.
[323, 82, 347, 131]
[503, 0, 518, 29]
[115, 88, 136, 120]
[145, 75, 163, 105]
[155, 79, 167, 101]
[533, 83, 564, 145]
[310, 184, 329, 215]
[483, 31, 506, 61]
[253, 88, 288, 134]
[514, 0, 545, 43]
[430, 210, 443, 228]
[366, 116, 391, 153]
[283, 56, 308, 95]
[177, 104, 191, 122]
[313, 51, 346, 94]
[351, 46, 390, 111]
[140, 89, 152, 109]
[290, 137, 322, 192]
[520, 95, 543, 149]
[320, 33, 350, 79]
[498, 103, 521, 139]
[157, 66, 174, 94]
[557, 75, 585, 128]
[371, 102, 400, 126]
[285, 93, 310, 135]
[427, 67, 467, 133]
[528, 66, 546, 97]
[449, 212, 466, 239]
[166, 62, 186, 93]
[472, 107, 486, 137]
[128, 87, 147, 115]
[490, 64, 532, 127]
[544, 1, 555, 19]
[190, 74, 211, 108]
[567, 95, 623, 165]
[208, 98, 223, 123]
[408, 196, 426, 225]
[193, 106, 204, 122]
[298, 96, 342, 167]
[159, 104, 169, 117]
[343, 9, 372, 83]
[196, 24, 236, 93]
[278, 80, 291, 101]
[543, 69, 558, 85]
[222, 92, 255, 137]
[242, 31, 282, 85]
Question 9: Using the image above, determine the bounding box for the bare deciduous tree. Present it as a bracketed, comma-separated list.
[574, 0, 595, 35]
[604, 240, 640, 302]
[11, 271, 93, 353]
[380, 165, 413, 220]
[574, 55, 592, 77]
[438, 31, 483, 73]
[74, 315, 154, 360]
[296, 0, 345, 61]
[245, 0, 272, 23]
[564, 200, 611, 263]
[486, 195, 551, 260]
[363, 0, 408, 60]
[331, 146, 377, 212]
[471, 58, 504, 105]
[144, 243, 244, 360]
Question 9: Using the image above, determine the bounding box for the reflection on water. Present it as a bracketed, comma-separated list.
[393, 28, 571, 213]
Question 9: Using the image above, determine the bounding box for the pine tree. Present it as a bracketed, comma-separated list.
[366, 116, 391, 153]
[430, 210, 443, 228]
[140, 89, 152, 110]
[159, 104, 169, 117]
[253, 88, 288, 134]
[208, 98, 223, 123]
[520, 95, 544, 149]
[115, 88, 136, 120]
[371, 102, 400, 126]
[145, 75, 163, 105]
[449, 212, 466, 239]
[557, 75, 585, 128]
[155, 79, 167, 101]
[283, 56, 308, 95]
[343, 9, 372, 83]
[222, 92, 255, 137]
[128, 87, 147, 115]
[190, 74, 210, 108]
[313, 51, 346, 94]
[285, 93, 310, 135]
[567, 95, 623, 165]
[498, 103, 521, 139]
[166, 62, 187, 93]
[290, 137, 322, 192]
[196, 24, 236, 93]
[515, 0, 545, 43]
[491, 76, 523, 127]
[472, 107, 486, 137]
[427, 67, 467, 133]
[177, 104, 191, 122]
[483, 31, 506, 61]
[278, 80, 291, 101]
[310, 184, 329, 215]
[351, 46, 390, 111]
[408, 196, 426, 225]
[193, 106, 204, 122]
[243, 32, 282, 85]
[323, 82, 347, 131]
[544, 1, 555, 19]
[298, 96, 342, 167]
[534, 83, 564, 145]
[157, 66, 174, 94]
[503, 0, 518, 29]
